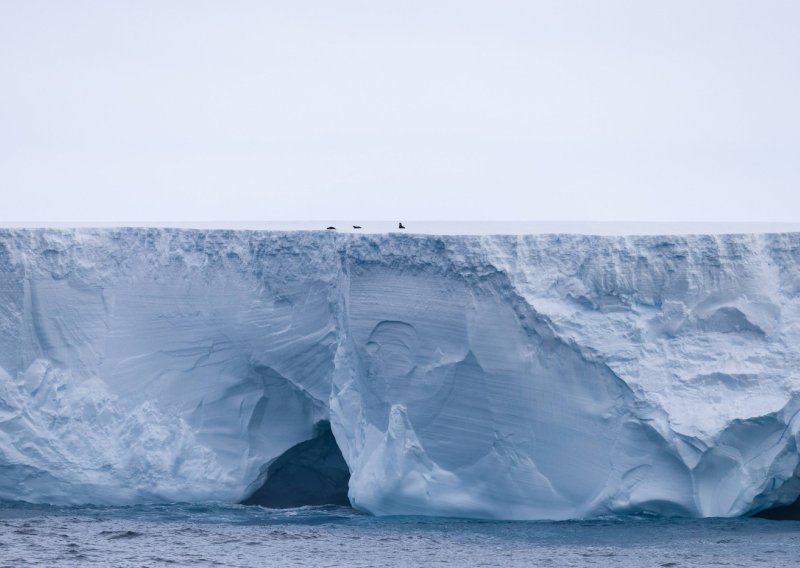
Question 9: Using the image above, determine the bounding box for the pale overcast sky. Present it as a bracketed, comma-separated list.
[1, 1, 798, 222]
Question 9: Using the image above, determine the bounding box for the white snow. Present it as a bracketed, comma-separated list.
[1, 228, 800, 519]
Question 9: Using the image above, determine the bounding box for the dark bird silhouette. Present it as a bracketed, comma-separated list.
[398, 222, 405, 229]
[326, 226, 336, 230]
[353, 225, 362, 229]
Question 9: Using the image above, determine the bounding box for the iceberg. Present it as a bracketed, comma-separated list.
[1, 228, 799, 520]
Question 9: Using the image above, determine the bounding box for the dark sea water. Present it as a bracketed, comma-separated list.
[1, 502, 799, 567]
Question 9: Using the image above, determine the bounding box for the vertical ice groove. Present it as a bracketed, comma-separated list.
[1, 229, 800, 519]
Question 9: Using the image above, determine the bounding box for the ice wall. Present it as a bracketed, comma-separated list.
[1, 229, 799, 519]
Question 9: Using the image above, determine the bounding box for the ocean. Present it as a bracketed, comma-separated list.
[1, 503, 798, 567]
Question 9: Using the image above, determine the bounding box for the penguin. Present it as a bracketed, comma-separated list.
[398, 222, 405, 229]
[353, 225, 362, 229]
[326, 226, 336, 230]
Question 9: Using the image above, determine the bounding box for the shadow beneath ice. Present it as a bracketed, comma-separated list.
[241, 421, 351, 509]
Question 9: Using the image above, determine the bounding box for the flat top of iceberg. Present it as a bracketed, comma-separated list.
[2, 221, 800, 236]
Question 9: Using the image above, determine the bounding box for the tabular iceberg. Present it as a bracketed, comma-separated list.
[1, 228, 799, 520]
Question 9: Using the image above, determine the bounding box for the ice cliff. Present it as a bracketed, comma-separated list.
[1, 228, 800, 520]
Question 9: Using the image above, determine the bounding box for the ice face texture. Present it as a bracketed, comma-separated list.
[1, 229, 799, 519]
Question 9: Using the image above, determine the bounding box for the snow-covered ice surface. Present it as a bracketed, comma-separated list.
[1, 227, 800, 520]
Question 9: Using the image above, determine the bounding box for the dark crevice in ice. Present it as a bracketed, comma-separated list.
[754, 493, 800, 520]
[241, 421, 351, 508]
